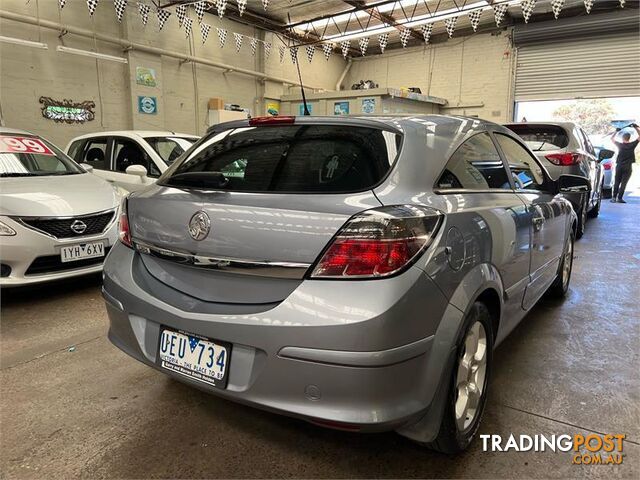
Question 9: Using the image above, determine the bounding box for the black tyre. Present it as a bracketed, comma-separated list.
[588, 186, 602, 219]
[575, 195, 587, 239]
[428, 302, 494, 454]
[548, 230, 574, 297]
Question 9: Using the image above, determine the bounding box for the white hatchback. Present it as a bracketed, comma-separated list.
[66, 131, 199, 192]
[0, 128, 121, 287]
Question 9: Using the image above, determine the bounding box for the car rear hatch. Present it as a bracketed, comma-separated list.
[504, 123, 570, 177]
[127, 117, 402, 306]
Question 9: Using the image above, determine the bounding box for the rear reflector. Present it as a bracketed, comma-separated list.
[311, 419, 362, 431]
[248, 116, 295, 126]
[310, 205, 443, 279]
[545, 152, 580, 166]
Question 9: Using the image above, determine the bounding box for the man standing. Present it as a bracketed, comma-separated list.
[610, 123, 640, 203]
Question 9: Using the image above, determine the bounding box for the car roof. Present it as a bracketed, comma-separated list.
[0, 127, 36, 136]
[69, 131, 199, 141]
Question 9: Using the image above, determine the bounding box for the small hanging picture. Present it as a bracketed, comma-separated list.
[135, 67, 157, 87]
[361, 98, 376, 114]
[298, 103, 312, 115]
[39, 97, 95, 124]
[334, 101, 350, 115]
[138, 96, 158, 115]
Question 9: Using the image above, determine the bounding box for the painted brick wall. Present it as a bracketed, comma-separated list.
[344, 30, 515, 122]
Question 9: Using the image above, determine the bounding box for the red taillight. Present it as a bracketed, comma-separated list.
[545, 152, 580, 166]
[248, 116, 295, 126]
[118, 198, 132, 248]
[311, 205, 443, 279]
[603, 162, 612, 171]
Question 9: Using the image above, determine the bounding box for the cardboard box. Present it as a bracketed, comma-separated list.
[208, 97, 224, 110]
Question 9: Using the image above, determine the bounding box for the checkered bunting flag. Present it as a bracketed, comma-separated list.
[250, 37, 258, 55]
[216, 0, 227, 18]
[289, 46, 298, 65]
[233, 32, 243, 52]
[217, 27, 227, 48]
[58, 0, 67, 9]
[114, 0, 128, 22]
[157, 8, 171, 30]
[550, 0, 564, 18]
[262, 0, 269, 10]
[492, 4, 508, 26]
[86, 0, 99, 17]
[321, 43, 334, 61]
[583, 0, 594, 13]
[420, 24, 433, 44]
[340, 40, 350, 59]
[175, 4, 186, 27]
[184, 18, 193, 37]
[194, 1, 207, 23]
[520, 0, 536, 23]
[399, 28, 411, 48]
[444, 17, 457, 38]
[378, 33, 389, 53]
[138, 3, 150, 25]
[358, 37, 369, 56]
[263, 42, 271, 59]
[278, 45, 286, 63]
[237, 0, 247, 16]
[305, 45, 315, 63]
[200, 23, 211, 44]
[468, 9, 482, 32]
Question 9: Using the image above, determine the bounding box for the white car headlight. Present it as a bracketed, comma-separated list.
[0, 221, 17, 236]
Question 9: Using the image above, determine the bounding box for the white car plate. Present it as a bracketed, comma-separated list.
[60, 241, 105, 263]
[158, 328, 230, 388]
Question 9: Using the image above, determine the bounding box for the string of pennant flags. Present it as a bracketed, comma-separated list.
[60, 0, 623, 60]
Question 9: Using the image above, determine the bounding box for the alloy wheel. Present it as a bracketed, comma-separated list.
[562, 237, 573, 289]
[454, 321, 488, 432]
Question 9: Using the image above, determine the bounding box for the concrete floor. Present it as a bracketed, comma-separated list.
[2, 179, 639, 479]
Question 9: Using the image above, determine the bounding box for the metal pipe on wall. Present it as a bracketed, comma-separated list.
[0, 9, 325, 91]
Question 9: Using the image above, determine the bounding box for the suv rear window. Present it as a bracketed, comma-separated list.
[161, 124, 401, 193]
[504, 125, 569, 152]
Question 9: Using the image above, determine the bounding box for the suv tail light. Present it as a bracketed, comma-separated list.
[310, 205, 443, 279]
[603, 161, 612, 171]
[545, 152, 580, 166]
[118, 197, 132, 248]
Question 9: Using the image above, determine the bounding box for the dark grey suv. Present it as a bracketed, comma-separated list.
[103, 115, 586, 452]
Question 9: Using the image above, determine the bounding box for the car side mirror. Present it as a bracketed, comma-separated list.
[80, 163, 94, 173]
[125, 164, 148, 178]
[598, 148, 614, 161]
[558, 174, 590, 194]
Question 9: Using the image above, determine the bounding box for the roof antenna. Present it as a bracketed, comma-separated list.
[288, 14, 310, 116]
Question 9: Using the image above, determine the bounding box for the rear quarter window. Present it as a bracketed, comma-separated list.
[505, 125, 569, 152]
[161, 124, 401, 193]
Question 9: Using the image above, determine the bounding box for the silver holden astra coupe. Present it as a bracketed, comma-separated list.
[104, 115, 587, 453]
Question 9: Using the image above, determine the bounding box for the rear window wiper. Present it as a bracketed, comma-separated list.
[161, 171, 230, 189]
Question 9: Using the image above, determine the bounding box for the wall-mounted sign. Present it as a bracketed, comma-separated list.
[361, 98, 376, 114]
[136, 67, 157, 87]
[298, 103, 312, 115]
[138, 96, 158, 115]
[266, 100, 280, 116]
[334, 101, 350, 115]
[39, 97, 95, 124]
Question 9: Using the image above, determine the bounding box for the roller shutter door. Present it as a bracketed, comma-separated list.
[514, 11, 640, 101]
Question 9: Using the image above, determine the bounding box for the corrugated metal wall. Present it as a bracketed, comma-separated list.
[513, 11, 640, 101]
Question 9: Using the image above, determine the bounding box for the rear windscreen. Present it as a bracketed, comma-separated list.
[160, 124, 401, 193]
[504, 125, 569, 152]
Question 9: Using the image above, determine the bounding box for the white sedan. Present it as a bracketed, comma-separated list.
[65, 131, 199, 192]
[0, 128, 121, 287]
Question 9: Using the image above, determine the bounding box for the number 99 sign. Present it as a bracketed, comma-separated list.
[0, 136, 54, 155]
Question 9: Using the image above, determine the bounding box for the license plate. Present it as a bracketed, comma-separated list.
[60, 241, 105, 263]
[158, 328, 230, 389]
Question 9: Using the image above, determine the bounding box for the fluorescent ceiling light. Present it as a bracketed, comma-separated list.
[0, 35, 48, 49]
[56, 45, 128, 64]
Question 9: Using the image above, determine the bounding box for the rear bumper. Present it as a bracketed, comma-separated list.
[103, 242, 461, 432]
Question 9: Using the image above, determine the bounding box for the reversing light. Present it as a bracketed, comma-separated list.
[118, 197, 132, 248]
[248, 116, 296, 126]
[310, 205, 443, 279]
